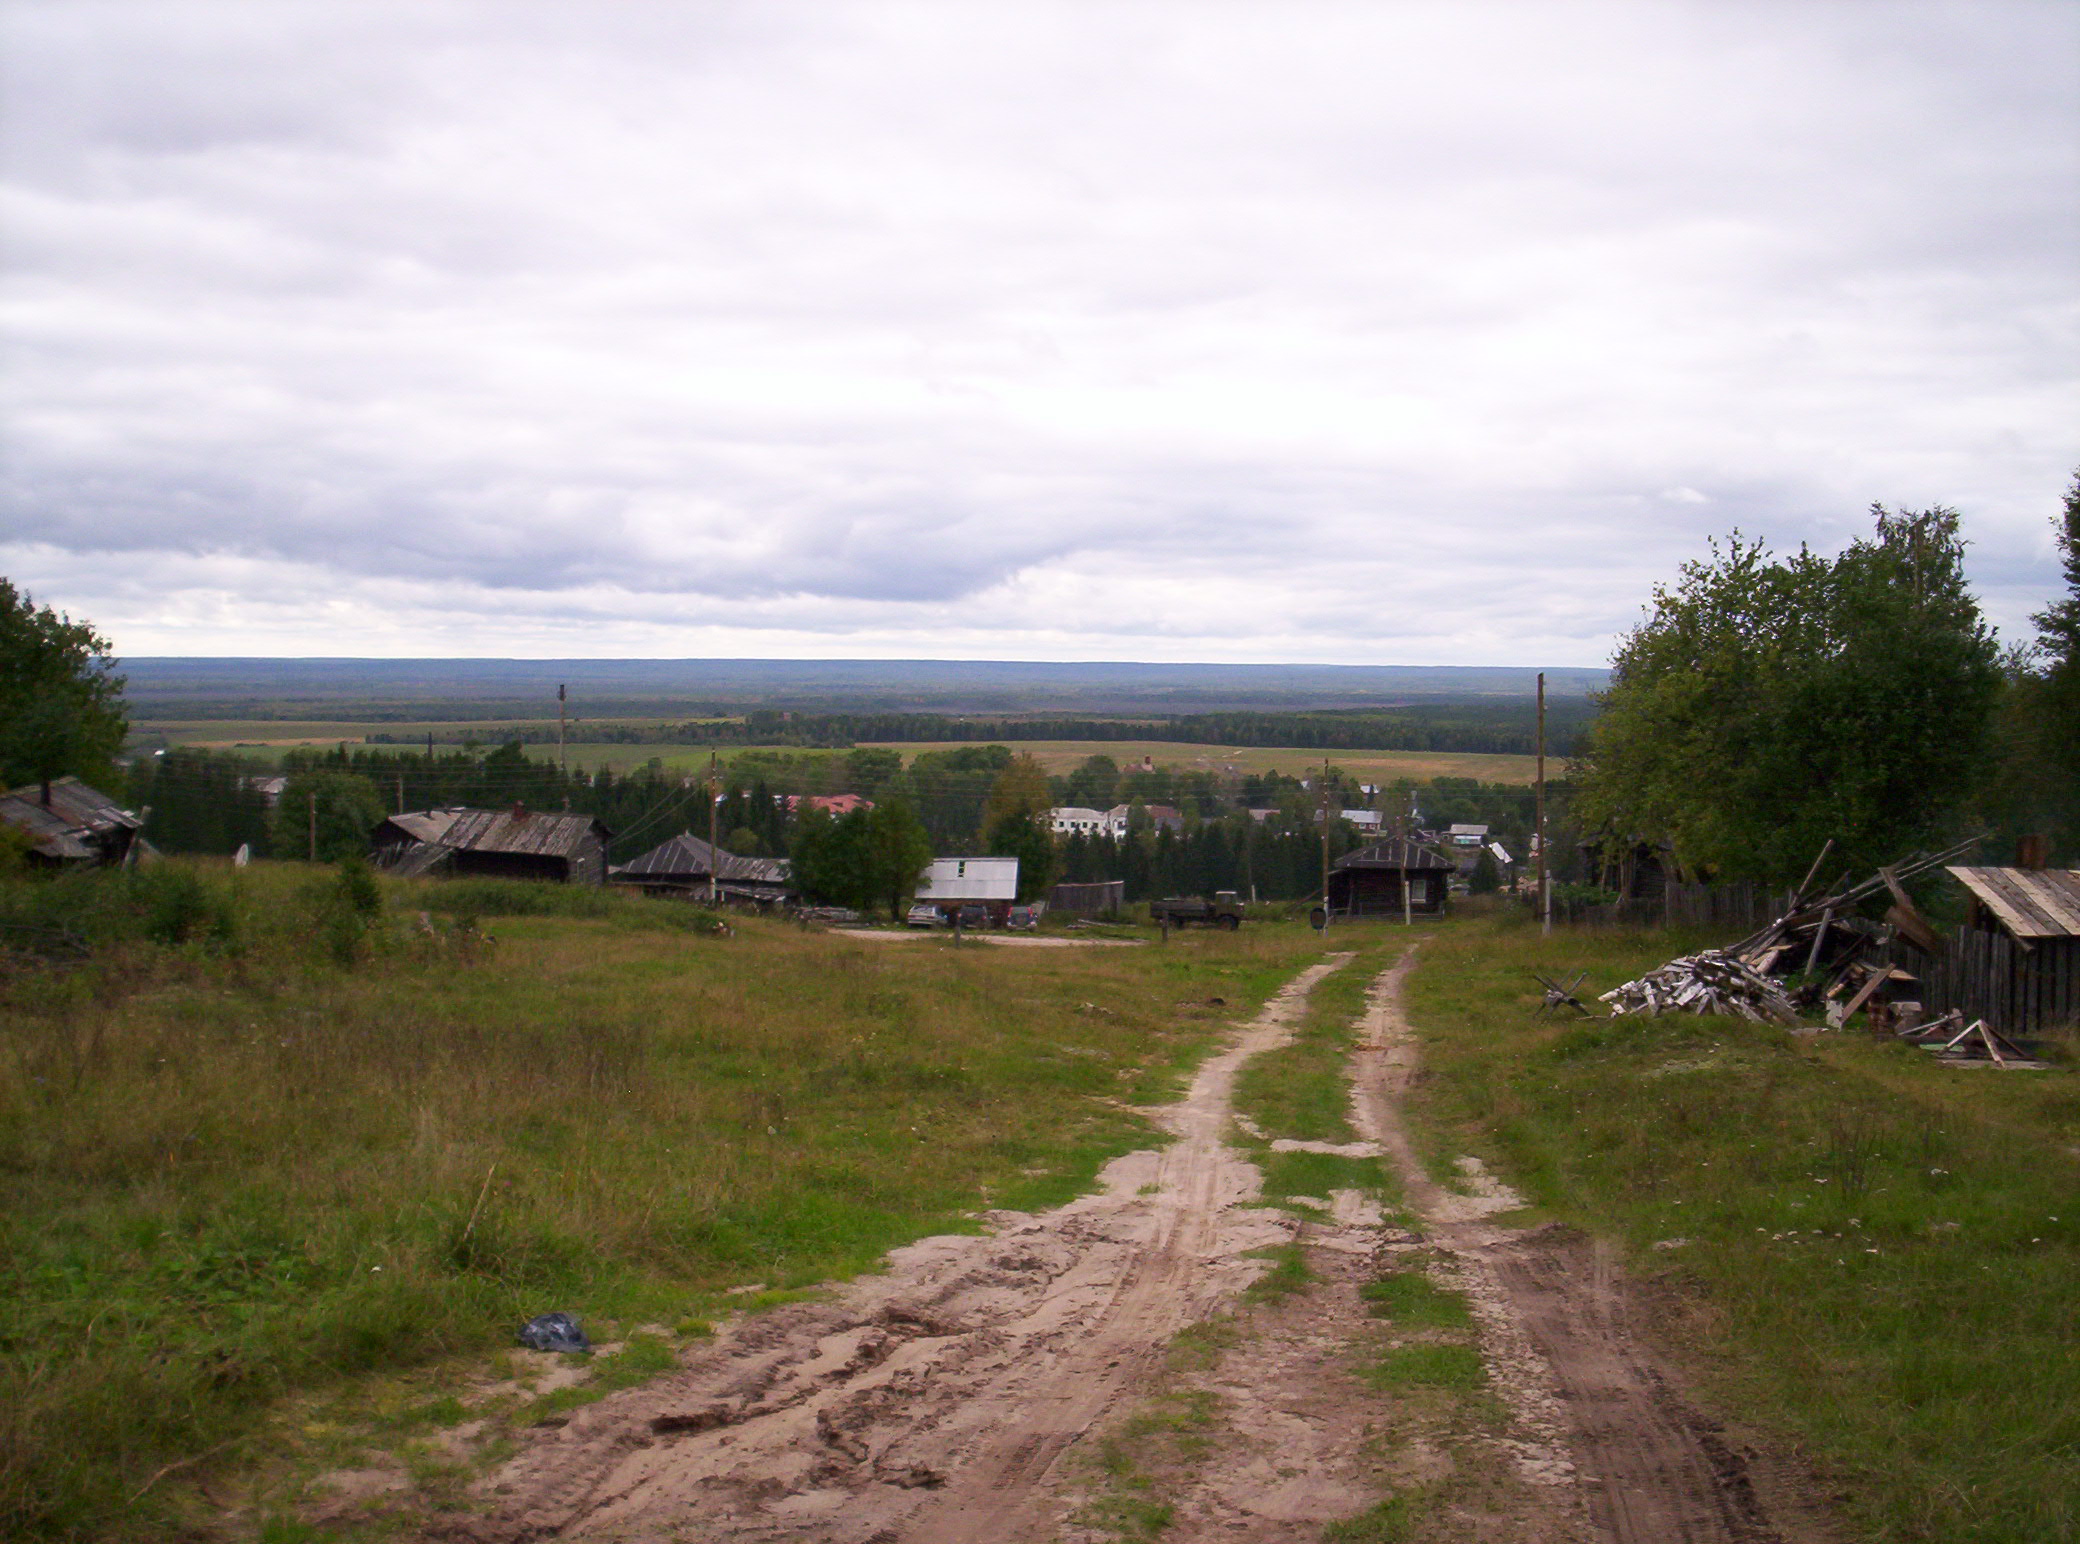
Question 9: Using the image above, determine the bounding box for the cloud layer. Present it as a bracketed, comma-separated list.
[3, 0, 2075, 662]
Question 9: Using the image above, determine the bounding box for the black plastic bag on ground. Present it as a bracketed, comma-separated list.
[517, 1311, 590, 1353]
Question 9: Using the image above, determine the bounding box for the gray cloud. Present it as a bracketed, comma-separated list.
[2, 0, 2075, 663]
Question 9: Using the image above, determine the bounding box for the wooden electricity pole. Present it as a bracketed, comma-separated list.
[307, 789, 318, 863]
[1536, 670, 1550, 936]
[1318, 758, 1332, 920]
[558, 684, 569, 810]
[707, 752, 721, 904]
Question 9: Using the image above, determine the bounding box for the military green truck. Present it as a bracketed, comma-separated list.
[1149, 890, 1244, 930]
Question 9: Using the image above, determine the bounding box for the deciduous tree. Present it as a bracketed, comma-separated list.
[1575, 507, 2000, 886]
[0, 580, 127, 792]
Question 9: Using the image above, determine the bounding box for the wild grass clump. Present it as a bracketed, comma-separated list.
[1406, 917, 2080, 1544]
[1, 863, 1328, 1539]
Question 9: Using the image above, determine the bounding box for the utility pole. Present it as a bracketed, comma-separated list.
[307, 789, 318, 863]
[558, 684, 569, 811]
[1400, 811, 1413, 927]
[1537, 670, 1550, 936]
[1318, 757, 1332, 921]
[396, 774, 404, 815]
[707, 752, 721, 904]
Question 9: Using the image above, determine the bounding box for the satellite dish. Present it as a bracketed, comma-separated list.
[234, 844, 250, 868]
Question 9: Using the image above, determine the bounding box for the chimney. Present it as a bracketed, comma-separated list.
[511, 801, 528, 822]
[2016, 834, 2049, 870]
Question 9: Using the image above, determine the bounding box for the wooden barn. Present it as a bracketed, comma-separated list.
[1328, 836, 1456, 918]
[1889, 865, 2080, 1037]
[611, 833, 792, 907]
[373, 804, 610, 884]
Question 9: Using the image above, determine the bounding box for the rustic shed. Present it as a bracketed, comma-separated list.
[1049, 878, 1126, 916]
[0, 777, 144, 868]
[380, 804, 611, 884]
[1892, 865, 2080, 1036]
[611, 833, 792, 906]
[1328, 836, 1456, 918]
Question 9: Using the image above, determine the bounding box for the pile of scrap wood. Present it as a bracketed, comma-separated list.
[1895, 1010, 2047, 1068]
[1599, 951, 1799, 1023]
[1728, 837, 1979, 1018]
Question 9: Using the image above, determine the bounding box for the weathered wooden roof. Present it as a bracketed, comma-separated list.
[442, 807, 610, 859]
[379, 809, 464, 844]
[0, 777, 142, 861]
[1333, 836, 1457, 872]
[616, 833, 789, 885]
[1946, 866, 2080, 940]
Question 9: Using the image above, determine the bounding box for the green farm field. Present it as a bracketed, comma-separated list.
[130, 725, 1544, 785]
[854, 739, 1543, 785]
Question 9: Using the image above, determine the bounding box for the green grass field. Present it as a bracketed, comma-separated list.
[0, 860, 1329, 1540]
[132, 722, 1542, 786]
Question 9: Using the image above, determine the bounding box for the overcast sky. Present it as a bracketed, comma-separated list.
[2, 0, 2075, 666]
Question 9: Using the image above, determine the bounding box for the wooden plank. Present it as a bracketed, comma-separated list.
[1947, 867, 2054, 940]
[1838, 966, 1891, 1024]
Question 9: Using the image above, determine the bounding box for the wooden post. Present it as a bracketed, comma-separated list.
[558, 685, 569, 810]
[307, 789, 318, 862]
[395, 774, 404, 815]
[1319, 758, 1332, 920]
[707, 753, 721, 904]
[1536, 671, 1549, 935]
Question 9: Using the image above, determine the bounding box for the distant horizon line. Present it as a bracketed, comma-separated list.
[120, 655, 1608, 671]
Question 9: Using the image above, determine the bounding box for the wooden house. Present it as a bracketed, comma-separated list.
[1328, 836, 1456, 918]
[611, 833, 792, 907]
[0, 777, 144, 868]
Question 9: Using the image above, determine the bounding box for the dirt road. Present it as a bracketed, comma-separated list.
[435, 950, 1830, 1543]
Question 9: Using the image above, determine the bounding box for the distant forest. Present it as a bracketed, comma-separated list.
[361, 704, 1597, 759]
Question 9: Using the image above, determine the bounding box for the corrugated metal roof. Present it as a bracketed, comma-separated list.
[616, 833, 789, 885]
[1332, 836, 1457, 872]
[442, 807, 610, 859]
[1946, 866, 2080, 940]
[916, 856, 1019, 902]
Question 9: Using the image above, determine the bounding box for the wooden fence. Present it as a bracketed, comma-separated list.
[1884, 929, 2080, 1038]
[1549, 880, 1787, 934]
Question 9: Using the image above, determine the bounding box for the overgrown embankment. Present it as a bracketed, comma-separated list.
[1405, 915, 2080, 1544]
[0, 861, 1322, 1541]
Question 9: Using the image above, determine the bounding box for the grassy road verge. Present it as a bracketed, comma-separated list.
[1404, 914, 2080, 1544]
[1, 861, 1326, 1540]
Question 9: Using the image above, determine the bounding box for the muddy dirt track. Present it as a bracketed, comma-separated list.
[432, 950, 1836, 1544]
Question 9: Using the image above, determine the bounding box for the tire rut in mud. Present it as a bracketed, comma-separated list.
[1353, 951, 1814, 1544]
[429, 956, 1350, 1543]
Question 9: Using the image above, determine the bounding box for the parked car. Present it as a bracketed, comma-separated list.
[953, 903, 990, 929]
[905, 903, 944, 927]
[1007, 903, 1044, 930]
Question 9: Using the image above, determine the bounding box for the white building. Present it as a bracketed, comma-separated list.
[1049, 805, 1128, 837]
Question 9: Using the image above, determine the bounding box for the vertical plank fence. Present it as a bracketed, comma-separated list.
[1885, 930, 2080, 1039]
[1552, 880, 1786, 934]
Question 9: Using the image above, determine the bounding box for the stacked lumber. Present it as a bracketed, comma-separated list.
[1599, 950, 1799, 1024]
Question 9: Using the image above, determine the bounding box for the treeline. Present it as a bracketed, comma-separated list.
[133, 740, 1571, 903]
[132, 745, 721, 865]
[370, 702, 1595, 758]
